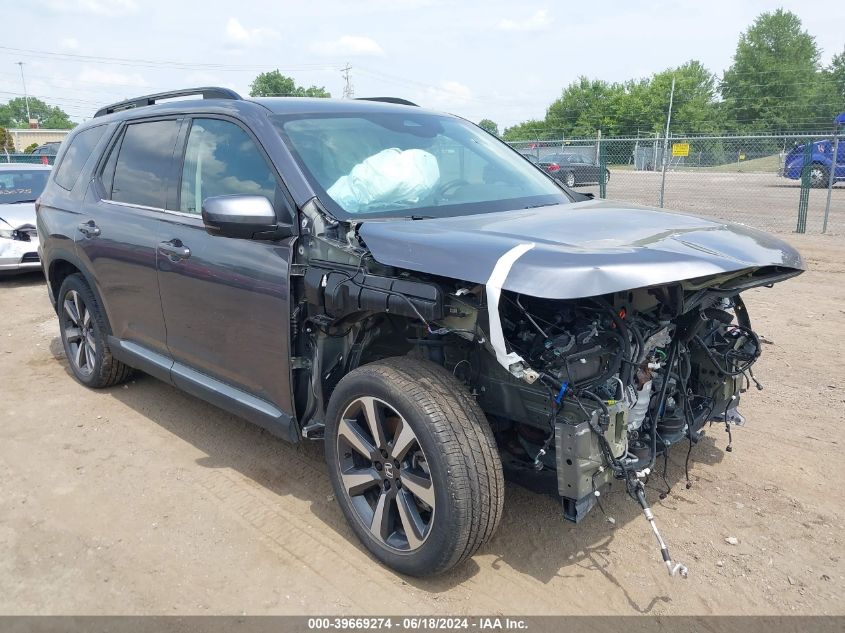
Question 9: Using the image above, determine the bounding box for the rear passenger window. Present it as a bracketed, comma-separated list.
[179, 118, 279, 215]
[53, 125, 106, 190]
[110, 120, 180, 208]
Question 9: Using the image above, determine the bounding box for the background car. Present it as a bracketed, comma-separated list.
[31, 142, 62, 156]
[0, 163, 50, 274]
[782, 139, 844, 187]
[539, 152, 609, 187]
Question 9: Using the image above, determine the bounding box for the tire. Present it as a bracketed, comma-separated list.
[603, 169, 610, 184]
[325, 357, 504, 576]
[563, 171, 576, 187]
[57, 273, 133, 388]
[810, 163, 829, 188]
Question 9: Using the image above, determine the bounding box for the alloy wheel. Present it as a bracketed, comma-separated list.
[62, 289, 97, 376]
[336, 396, 435, 552]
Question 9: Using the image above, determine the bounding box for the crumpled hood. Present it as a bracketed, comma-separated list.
[358, 199, 804, 299]
[0, 202, 37, 229]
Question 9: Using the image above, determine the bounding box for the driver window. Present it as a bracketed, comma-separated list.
[179, 118, 280, 215]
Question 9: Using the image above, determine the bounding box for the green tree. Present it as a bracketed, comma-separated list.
[649, 61, 722, 135]
[23, 142, 38, 153]
[502, 119, 551, 141]
[0, 127, 15, 153]
[544, 77, 626, 137]
[823, 46, 845, 101]
[720, 9, 823, 131]
[477, 119, 499, 135]
[0, 97, 74, 129]
[249, 70, 331, 98]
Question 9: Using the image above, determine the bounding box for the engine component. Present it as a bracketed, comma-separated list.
[628, 379, 652, 431]
[555, 399, 628, 522]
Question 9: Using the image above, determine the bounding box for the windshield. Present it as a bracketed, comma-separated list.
[0, 169, 50, 204]
[272, 112, 569, 219]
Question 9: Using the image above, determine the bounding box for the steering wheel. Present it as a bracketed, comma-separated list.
[433, 178, 470, 203]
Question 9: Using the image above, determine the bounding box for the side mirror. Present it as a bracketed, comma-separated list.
[201, 195, 293, 240]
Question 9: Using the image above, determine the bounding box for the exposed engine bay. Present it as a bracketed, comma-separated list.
[291, 198, 803, 578]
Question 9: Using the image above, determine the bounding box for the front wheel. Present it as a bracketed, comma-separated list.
[810, 163, 829, 188]
[325, 357, 504, 576]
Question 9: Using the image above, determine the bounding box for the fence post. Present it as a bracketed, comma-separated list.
[599, 140, 607, 199]
[659, 76, 676, 208]
[823, 124, 841, 234]
[796, 141, 813, 233]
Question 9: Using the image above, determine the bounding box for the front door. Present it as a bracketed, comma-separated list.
[155, 117, 297, 434]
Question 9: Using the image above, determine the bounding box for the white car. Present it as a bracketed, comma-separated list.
[0, 163, 50, 273]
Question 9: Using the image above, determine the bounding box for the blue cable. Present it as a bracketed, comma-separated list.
[555, 382, 569, 405]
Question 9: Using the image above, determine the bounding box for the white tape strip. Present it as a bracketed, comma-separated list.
[486, 242, 535, 373]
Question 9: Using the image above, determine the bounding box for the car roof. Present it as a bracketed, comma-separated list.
[0, 163, 52, 171]
[251, 97, 433, 116]
[91, 95, 448, 125]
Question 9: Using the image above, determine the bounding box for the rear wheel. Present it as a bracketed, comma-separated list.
[810, 163, 829, 188]
[325, 357, 504, 576]
[563, 171, 576, 187]
[57, 274, 132, 388]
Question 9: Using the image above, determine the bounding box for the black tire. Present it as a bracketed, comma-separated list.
[810, 163, 829, 188]
[563, 171, 576, 187]
[57, 273, 133, 388]
[325, 357, 504, 576]
[603, 169, 610, 184]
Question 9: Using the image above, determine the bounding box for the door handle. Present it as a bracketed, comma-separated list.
[77, 221, 100, 238]
[159, 239, 191, 261]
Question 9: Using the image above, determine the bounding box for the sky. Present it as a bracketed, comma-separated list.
[1, 0, 842, 128]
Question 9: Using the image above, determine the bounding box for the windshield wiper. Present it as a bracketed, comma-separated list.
[521, 202, 560, 209]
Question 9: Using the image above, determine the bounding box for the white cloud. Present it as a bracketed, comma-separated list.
[224, 17, 279, 48]
[43, 0, 138, 16]
[497, 9, 552, 32]
[78, 67, 149, 88]
[426, 80, 473, 107]
[59, 37, 80, 51]
[312, 35, 385, 57]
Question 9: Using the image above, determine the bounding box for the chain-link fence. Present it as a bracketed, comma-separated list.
[509, 133, 843, 235]
[2, 153, 57, 165]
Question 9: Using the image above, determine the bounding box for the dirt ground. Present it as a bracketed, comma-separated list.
[0, 234, 843, 616]
[581, 171, 844, 235]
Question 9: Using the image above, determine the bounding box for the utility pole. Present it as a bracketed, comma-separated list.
[341, 64, 354, 99]
[16, 62, 32, 124]
[658, 75, 675, 208]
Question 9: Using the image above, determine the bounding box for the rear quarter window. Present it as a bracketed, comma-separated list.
[53, 125, 106, 191]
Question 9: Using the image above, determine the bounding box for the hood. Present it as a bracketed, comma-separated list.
[358, 199, 804, 299]
[0, 202, 37, 229]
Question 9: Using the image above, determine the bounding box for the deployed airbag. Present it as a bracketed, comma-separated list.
[327, 148, 439, 213]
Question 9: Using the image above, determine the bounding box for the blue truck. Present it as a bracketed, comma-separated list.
[782, 139, 844, 187]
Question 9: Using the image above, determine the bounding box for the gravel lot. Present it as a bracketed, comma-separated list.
[581, 171, 844, 235]
[0, 234, 843, 616]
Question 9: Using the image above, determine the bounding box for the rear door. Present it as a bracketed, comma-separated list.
[155, 116, 298, 434]
[74, 118, 182, 380]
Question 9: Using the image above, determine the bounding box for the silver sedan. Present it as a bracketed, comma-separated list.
[0, 163, 51, 274]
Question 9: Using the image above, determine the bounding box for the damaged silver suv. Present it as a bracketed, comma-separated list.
[37, 88, 803, 578]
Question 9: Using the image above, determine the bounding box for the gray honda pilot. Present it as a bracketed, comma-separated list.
[38, 88, 803, 578]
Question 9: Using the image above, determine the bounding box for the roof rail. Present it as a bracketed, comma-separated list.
[355, 97, 419, 107]
[94, 87, 242, 118]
